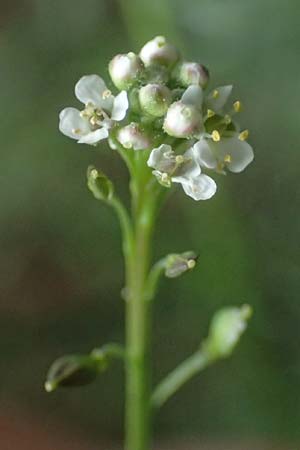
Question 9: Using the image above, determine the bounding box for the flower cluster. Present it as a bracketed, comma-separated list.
[59, 36, 254, 201]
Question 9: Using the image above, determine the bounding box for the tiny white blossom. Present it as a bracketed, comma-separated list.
[59, 75, 129, 145]
[147, 144, 216, 201]
[193, 135, 254, 174]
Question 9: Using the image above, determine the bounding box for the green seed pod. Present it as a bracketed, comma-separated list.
[139, 83, 171, 117]
[87, 166, 114, 201]
[109, 52, 144, 90]
[165, 251, 198, 278]
[204, 305, 252, 359]
[45, 354, 105, 391]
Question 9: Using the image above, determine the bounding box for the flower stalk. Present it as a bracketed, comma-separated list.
[46, 35, 255, 450]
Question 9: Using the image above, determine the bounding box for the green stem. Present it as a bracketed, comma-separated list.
[124, 178, 159, 450]
[151, 348, 213, 410]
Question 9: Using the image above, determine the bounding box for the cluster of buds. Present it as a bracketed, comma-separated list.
[59, 36, 254, 201]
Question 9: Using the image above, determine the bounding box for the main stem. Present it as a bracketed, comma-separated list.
[125, 174, 157, 450]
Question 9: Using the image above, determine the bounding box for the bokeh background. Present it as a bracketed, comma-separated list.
[1, 0, 300, 448]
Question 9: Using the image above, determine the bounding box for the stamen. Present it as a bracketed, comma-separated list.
[175, 155, 184, 164]
[233, 100, 242, 112]
[161, 173, 169, 183]
[224, 114, 231, 124]
[224, 154, 232, 163]
[187, 259, 196, 269]
[212, 130, 221, 142]
[238, 129, 249, 141]
[72, 128, 82, 134]
[207, 109, 215, 118]
[102, 89, 112, 99]
[212, 89, 219, 99]
[90, 169, 99, 179]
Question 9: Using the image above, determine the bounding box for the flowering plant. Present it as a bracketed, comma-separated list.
[46, 36, 254, 450]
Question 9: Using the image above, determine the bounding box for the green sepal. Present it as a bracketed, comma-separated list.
[87, 166, 114, 201]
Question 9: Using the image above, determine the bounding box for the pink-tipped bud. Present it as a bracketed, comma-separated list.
[139, 36, 179, 68]
[163, 101, 203, 138]
[173, 61, 209, 88]
[109, 52, 144, 90]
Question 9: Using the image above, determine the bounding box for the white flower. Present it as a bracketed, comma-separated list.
[59, 75, 129, 145]
[147, 144, 216, 201]
[163, 85, 204, 138]
[193, 134, 254, 174]
[205, 85, 233, 114]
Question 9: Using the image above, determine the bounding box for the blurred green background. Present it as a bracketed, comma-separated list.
[1, 0, 300, 448]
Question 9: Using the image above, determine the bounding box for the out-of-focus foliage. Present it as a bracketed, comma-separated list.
[0, 0, 300, 443]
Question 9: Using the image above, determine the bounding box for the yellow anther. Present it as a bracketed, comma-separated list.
[187, 259, 196, 269]
[207, 109, 215, 118]
[175, 155, 184, 164]
[90, 169, 99, 179]
[44, 382, 54, 392]
[224, 154, 232, 163]
[212, 89, 219, 99]
[212, 130, 221, 142]
[238, 129, 249, 141]
[72, 128, 82, 134]
[233, 100, 242, 112]
[224, 114, 231, 124]
[102, 89, 112, 99]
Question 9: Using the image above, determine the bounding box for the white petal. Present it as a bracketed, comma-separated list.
[147, 144, 173, 169]
[214, 137, 254, 173]
[75, 75, 114, 111]
[59, 107, 91, 140]
[172, 147, 201, 183]
[206, 85, 233, 112]
[193, 139, 217, 169]
[181, 174, 217, 200]
[181, 85, 203, 109]
[111, 91, 129, 121]
[78, 127, 109, 145]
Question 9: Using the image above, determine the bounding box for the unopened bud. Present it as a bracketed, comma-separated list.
[117, 122, 152, 150]
[163, 101, 203, 138]
[165, 251, 198, 278]
[45, 354, 104, 392]
[109, 52, 144, 90]
[87, 166, 114, 201]
[139, 36, 179, 68]
[204, 304, 252, 359]
[173, 61, 209, 88]
[139, 83, 171, 117]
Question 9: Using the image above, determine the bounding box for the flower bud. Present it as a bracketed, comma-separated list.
[204, 304, 252, 359]
[139, 83, 171, 117]
[45, 354, 105, 391]
[173, 61, 209, 88]
[87, 166, 114, 201]
[163, 101, 203, 138]
[139, 36, 179, 68]
[117, 122, 152, 150]
[109, 52, 144, 90]
[165, 251, 198, 278]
